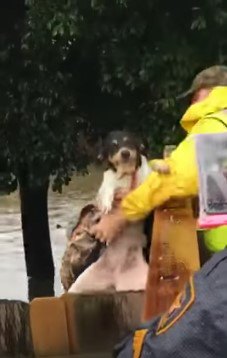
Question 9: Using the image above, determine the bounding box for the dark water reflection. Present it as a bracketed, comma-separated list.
[0, 167, 102, 301]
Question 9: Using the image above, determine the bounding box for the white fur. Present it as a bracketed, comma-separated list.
[68, 155, 152, 294]
[69, 223, 148, 293]
[97, 155, 151, 214]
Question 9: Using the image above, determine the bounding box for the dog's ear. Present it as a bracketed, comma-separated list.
[96, 137, 105, 163]
[139, 138, 149, 157]
[97, 151, 104, 162]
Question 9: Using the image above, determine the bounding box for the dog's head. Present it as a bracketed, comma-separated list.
[62, 204, 103, 290]
[98, 131, 148, 177]
[71, 204, 101, 241]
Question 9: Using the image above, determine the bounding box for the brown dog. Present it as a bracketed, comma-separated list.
[60, 204, 104, 291]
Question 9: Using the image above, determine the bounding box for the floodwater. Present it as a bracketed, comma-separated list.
[0, 167, 102, 301]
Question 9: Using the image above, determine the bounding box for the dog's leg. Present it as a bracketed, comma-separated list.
[96, 170, 116, 214]
[68, 259, 114, 294]
[97, 188, 114, 214]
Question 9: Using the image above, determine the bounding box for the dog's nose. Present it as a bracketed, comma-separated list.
[121, 150, 130, 159]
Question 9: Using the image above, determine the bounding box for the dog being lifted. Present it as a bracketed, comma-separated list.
[68, 131, 152, 293]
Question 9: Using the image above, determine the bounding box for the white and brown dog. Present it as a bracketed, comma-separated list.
[69, 131, 152, 293]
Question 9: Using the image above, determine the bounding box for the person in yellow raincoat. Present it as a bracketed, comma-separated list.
[90, 65, 227, 253]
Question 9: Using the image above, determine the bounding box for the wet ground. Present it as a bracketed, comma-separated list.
[0, 167, 102, 301]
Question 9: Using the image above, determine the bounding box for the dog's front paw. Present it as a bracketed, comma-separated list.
[100, 202, 113, 215]
[96, 192, 114, 214]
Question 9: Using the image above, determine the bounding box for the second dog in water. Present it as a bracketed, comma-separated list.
[69, 131, 152, 293]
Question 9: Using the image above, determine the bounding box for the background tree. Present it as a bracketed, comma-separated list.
[75, 0, 227, 152]
[0, 0, 91, 299]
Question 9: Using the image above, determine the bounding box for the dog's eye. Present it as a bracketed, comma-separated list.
[112, 140, 118, 146]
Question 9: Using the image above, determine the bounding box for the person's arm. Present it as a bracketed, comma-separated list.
[122, 117, 227, 221]
[121, 140, 195, 220]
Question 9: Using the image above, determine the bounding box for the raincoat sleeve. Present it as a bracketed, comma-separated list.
[121, 117, 227, 221]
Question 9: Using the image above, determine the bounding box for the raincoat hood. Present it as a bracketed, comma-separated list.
[180, 86, 227, 133]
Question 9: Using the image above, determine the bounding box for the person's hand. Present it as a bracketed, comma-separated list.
[113, 188, 130, 208]
[151, 160, 170, 174]
[89, 210, 127, 244]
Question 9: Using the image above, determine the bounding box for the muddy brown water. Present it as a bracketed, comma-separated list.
[0, 167, 102, 301]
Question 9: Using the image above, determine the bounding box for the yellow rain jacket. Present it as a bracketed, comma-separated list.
[122, 86, 227, 251]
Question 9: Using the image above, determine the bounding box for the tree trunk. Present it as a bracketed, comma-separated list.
[19, 176, 55, 301]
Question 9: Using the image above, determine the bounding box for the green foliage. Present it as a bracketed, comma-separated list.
[0, 0, 90, 192]
[78, 0, 227, 153]
[1, 0, 227, 194]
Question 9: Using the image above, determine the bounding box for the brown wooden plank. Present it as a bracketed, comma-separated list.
[142, 199, 200, 321]
[44, 354, 112, 358]
[30, 297, 70, 357]
[62, 291, 144, 354]
[142, 145, 200, 321]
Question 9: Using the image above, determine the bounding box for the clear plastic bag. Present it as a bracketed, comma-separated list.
[195, 132, 227, 228]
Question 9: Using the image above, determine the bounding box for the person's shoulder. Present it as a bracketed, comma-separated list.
[198, 248, 227, 280]
[114, 250, 227, 358]
[190, 115, 227, 134]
